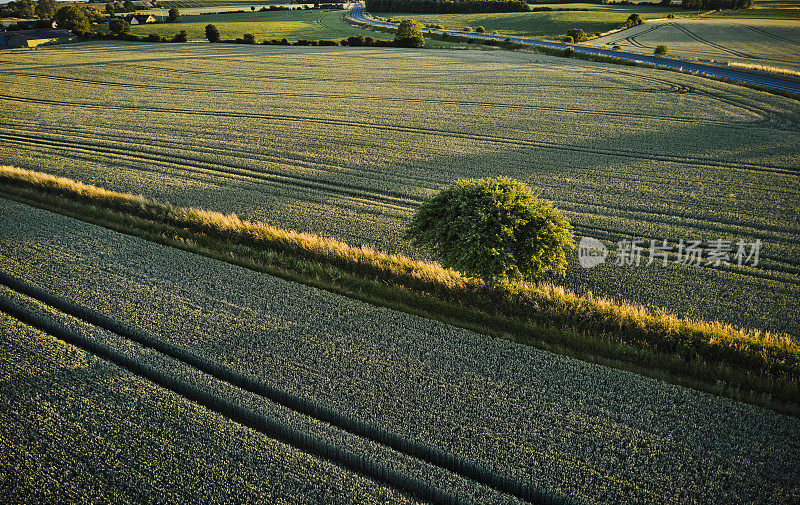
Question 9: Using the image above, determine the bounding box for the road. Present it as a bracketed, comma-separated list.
[347, 2, 800, 96]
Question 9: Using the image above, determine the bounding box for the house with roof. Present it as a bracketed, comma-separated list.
[122, 14, 156, 25]
[0, 29, 76, 48]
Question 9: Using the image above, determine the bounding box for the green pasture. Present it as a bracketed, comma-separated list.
[378, 4, 688, 38]
[130, 8, 393, 41]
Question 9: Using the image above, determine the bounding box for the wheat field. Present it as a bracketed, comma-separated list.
[0, 41, 798, 336]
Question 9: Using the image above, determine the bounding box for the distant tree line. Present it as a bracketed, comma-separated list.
[92, 29, 189, 42]
[680, 0, 751, 9]
[0, 0, 58, 19]
[366, 0, 752, 11]
[0, 1, 106, 34]
[366, 0, 529, 14]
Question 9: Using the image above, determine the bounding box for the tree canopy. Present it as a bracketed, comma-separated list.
[205, 23, 220, 42]
[405, 178, 574, 286]
[167, 7, 179, 22]
[108, 17, 130, 34]
[173, 29, 188, 42]
[54, 5, 90, 33]
[35, 0, 57, 19]
[394, 19, 424, 48]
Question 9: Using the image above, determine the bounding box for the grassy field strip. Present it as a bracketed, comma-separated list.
[3, 125, 799, 270]
[8, 124, 797, 211]
[0, 316, 429, 505]
[0, 279, 552, 505]
[11, 118, 796, 204]
[670, 22, 757, 59]
[6, 123, 792, 203]
[372, 5, 689, 39]
[3, 125, 800, 290]
[0, 75, 761, 130]
[1, 198, 798, 504]
[744, 24, 800, 47]
[0, 132, 420, 210]
[3, 110, 786, 228]
[4, 130, 799, 288]
[619, 22, 664, 49]
[0, 71, 750, 127]
[127, 9, 393, 42]
[1, 95, 795, 177]
[4, 130, 799, 284]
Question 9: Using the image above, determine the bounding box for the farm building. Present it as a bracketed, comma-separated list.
[0, 29, 76, 48]
[122, 14, 156, 25]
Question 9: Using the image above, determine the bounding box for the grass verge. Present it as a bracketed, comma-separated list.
[1, 166, 798, 417]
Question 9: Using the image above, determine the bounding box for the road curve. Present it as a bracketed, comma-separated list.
[346, 2, 800, 96]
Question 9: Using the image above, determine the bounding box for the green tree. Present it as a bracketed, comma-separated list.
[35, 0, 58, 19]
[394, 19, 424, 47]
[105, 3, 115, 15]
[404, 178, 574, 287]
[167, 7, 179, 22]
[654, 44, 668, 55]
[108, 17, 130, 34]
[242, 32, 256, 44]
[205, 23, 220, 42]
[13, 0, 36, 18]
[566, 28, 587, 42]
[123, 0, 134, 12]
[54, 5, 90, 33]
[173, 29, 188, 42]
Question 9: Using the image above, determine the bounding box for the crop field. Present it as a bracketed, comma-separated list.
[1, 198, 799, 503]
[0, 42, 797, 337]
[712, 7, 800, 19]
[139, 3, 306, 17]
[160, 0, 288, 7]
[588, 17, 800, 71]
[0, 311, 420, 504]
[128, 8, 392, 42]
[378, 4, 687, 39]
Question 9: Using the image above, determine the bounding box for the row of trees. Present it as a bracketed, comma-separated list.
[0, 0, 58, 20]
[203, 21, 425, 47]
[365, 0, 529, 13]
[681, 0, 752, 9]
[366, 0, 751, 11]
[96, 28, 188, 42]
[0, 1, 107, 33]
[104, 1, 141, 14]
[52, 5, 101, 33]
